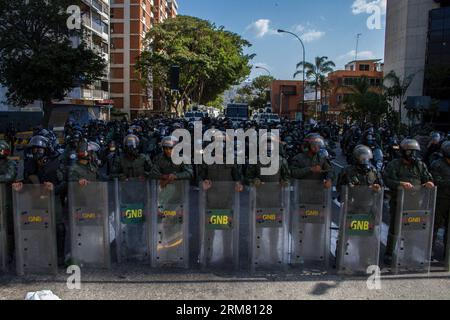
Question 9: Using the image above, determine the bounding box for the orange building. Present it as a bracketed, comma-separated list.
[110, 0, 178, 118]
[327, 59, 384, 116]
[270, 80, 305, 120]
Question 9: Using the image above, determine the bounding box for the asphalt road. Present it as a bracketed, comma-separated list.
[1, 267, 450, 300]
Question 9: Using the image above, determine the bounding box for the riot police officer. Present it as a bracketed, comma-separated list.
[430, 141, 450, 260]
[290, 133, 334, 189]
[13, 135, 66, 265]
[150, 136, 193, 187]
[109, 134, 152, 180]
[337, 145, 383, 192]
[383, 139, 435, 263]
[67, 139, 100, 185]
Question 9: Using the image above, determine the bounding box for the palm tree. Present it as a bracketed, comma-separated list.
[294, 56, 335, 117]
[383, 70, 416, 127]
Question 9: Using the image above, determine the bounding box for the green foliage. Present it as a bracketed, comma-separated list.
[235, 75, 274, 110]
[136, 15, 254, 114]
[0, 0, 107, 117]
[343, 77, 389, 126]
[294, 56, 335, 117]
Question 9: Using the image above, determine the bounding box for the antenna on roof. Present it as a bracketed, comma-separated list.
[355, 33, 362, 61]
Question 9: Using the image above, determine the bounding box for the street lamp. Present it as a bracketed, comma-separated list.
[277, 29, 306, 123]
[255, 65, 271, 76]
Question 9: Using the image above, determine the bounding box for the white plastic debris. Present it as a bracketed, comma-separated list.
[25, 290, 61, 300]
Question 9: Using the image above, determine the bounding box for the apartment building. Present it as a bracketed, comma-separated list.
[110, 0, 178, 118]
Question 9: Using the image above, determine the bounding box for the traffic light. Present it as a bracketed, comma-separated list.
[170, 65, 180, 91]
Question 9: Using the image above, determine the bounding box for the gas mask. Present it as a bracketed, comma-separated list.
[402, 149, 418, 162]
[32, 147, 47, 161]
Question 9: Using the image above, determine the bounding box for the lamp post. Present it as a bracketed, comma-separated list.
[277, 29, 306, 123]
[255, 66, 273, 111]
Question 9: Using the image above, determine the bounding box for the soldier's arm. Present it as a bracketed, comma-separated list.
[175, 164, 193, 180]
[0, 160, 17, 183]
[431, 162, 450, 188]
[54, 160, 67, 194]
[244, 164, 259, 185]
[198, 164, 208, 181]
[383, 162, 401, 190]
[280, 158, 290, 182]
[290, 158, 311, 179]
[232, 165, 244, 182]
[143, 155, 153, 178]
[322, 159, 335, 182]
[419, 161, 434, 184]
[148, 158, 162, 179]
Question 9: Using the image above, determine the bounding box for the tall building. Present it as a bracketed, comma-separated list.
[110, 0, 178, 118]
[1, 0, 112, 120]
[384, 0, 450, 125]
[63, 0, 112, 107]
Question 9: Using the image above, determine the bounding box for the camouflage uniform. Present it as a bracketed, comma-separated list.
[109, 153, 153, 180]
[290, 152, 334, 182]
[150, 153, 193, 181]
[337, 165, 383, 192]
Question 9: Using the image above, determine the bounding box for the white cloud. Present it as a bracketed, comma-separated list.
[351, 0, 387, 15]
[302, 30, 325, 43]
[291, 24, 326, 43]
[246, 19, 277, 38]
[337, 50, 377, 61]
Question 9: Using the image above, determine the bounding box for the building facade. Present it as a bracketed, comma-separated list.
[110, 0, 178, 118]
[384, 0, 442, 122]
[327, 59, 384, 117]
[270, 80, 305, 120]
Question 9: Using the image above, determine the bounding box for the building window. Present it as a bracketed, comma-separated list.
[359, 64, 370, 71]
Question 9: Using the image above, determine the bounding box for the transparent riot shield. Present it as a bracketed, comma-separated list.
[291, 180, 332, 269]
[151, 180, 189, 269]
[0, 185, 7, 272]
[392, 187, 437, 273]
[114, 179, 151, 263]
[68, 182, 110, 269]
[249, 182, 290, 272]
[337, 186, 384, 274]
[13, 185, 57, 276]
[199, 181, 240, 271]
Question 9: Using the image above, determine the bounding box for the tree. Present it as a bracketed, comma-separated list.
[0, 0, 107, 123]
[294, 56, 335, 117]
[136, 16, 254, 115]
[383, 70, 416, 127]
[343, 77, 389, 126]
[235, 75, 275, 111]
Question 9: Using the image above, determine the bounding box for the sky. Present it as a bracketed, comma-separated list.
[179, 0, 387, 81]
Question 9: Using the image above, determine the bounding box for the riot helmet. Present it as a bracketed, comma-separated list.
[400, 139, 421, 162]
[353, 145, 373, 170]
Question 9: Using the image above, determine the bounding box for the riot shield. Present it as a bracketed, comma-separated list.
[337, 186, 384, 274]
[291, 180, 332, 269]
[114, 179, 151, 263]
[13, 185, 57, 276]
[68, 182, 110, 269]
[151, 180, 189, 268]
[0, 185, 7, 272]
[249, 182, 290, 272]
[199, 181, 240, 271]
[392, 187, 437, 273]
